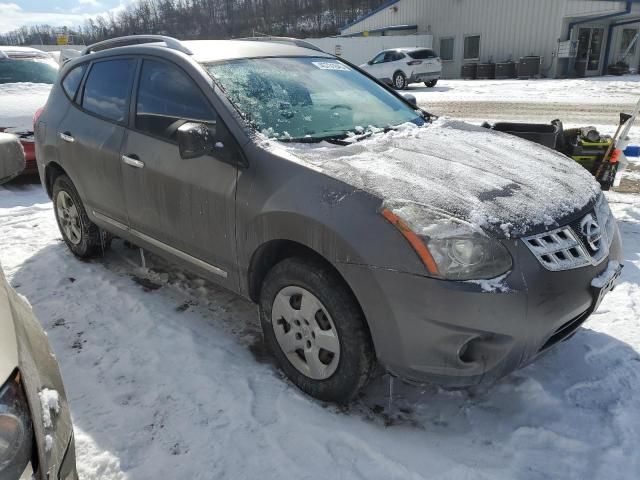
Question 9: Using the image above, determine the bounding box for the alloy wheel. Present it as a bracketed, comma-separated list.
[56, 190, 82, 245]
[271, 286, 341, 380]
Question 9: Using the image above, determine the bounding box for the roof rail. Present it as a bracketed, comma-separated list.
[82, 35, 192, 56]
[238, 36, 326, 53]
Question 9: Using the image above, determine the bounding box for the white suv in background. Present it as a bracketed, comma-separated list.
[360, 47, 441, 90]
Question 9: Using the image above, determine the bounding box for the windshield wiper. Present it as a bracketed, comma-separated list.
[281, 128, 393, 145]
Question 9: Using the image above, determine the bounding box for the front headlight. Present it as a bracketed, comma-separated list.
[0, 370, 33, 478]
[382, 202, 513, 281]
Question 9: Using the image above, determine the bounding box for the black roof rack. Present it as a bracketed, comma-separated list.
[82, 35, 192, 56]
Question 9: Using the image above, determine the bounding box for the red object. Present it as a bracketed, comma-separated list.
[609, 149, 622, 164]
[20, 140, 37, 174]
[33, 107, 44, 128]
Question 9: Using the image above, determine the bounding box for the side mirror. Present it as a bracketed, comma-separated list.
[0, 133, 26, 185]
[401, 93, 417, 107]
[177, 122, 216, 159]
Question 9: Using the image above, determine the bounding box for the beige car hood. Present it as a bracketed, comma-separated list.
[0, 265, 19, 384]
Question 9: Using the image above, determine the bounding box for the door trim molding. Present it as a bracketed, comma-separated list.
[92, 210, 228, 279]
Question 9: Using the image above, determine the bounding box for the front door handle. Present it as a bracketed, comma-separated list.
[122, 154, 144, 169]
[59, 132, 75, 143]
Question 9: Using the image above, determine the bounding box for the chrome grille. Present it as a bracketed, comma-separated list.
[524, 196, 615, 271]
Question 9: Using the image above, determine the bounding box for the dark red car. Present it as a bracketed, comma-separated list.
[0, 46, 57, 175]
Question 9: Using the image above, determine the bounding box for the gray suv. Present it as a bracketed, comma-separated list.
[36, 35, 623, 403]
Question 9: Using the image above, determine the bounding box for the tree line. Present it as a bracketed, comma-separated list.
[0, 0, 386, 46]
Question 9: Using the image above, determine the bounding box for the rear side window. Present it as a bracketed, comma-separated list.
[135, 59, 216, 141]
[62, 64, 86, 100]
[408, 49, 438, 60]
[385, 52, 405, 62]
[82, 59, 136, 123]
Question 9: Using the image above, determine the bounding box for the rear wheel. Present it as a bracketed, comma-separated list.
[392, 71, 407, 90]
[425, 79, 438, 88]
[53, 174, 111, 258]
[259, 257, 375, 403]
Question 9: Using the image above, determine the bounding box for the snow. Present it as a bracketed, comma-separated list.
[0, 132, 24, 183]
[591, 261, 622, 289]
[1, 182, 639, 479]
[38, 387, 60, 429]
[0, 83, 51, 134]
[44, 434, 53, 452]
[275, 119, 600, 237]
[465, 273, 511, 293]
[409, 76, 640, 105]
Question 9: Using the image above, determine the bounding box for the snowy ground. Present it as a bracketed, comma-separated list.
[1, 76, 640, 479]
[410, 75, 640, 104]
[1, 181, 639, 480]
[411, 76, 640, 126]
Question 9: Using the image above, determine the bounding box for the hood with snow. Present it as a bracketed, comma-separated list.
[0, 83, 52, 136]
[276, 119, 601, 238]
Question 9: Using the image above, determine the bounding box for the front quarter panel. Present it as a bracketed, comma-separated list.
[237, 141, 426, 282]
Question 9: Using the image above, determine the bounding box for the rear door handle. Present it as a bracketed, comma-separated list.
[122, 154, 144, 169]
[59, 132, 75, 143]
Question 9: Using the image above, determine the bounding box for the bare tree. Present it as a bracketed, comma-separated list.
[0, 0, 387, 45]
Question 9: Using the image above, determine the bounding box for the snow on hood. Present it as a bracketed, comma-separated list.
[271, 119, 601, 238]
[0, 83, 52, 134]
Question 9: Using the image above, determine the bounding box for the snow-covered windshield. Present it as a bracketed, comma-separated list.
[204, 57, 425, 141]
[0, 57, 58, 84]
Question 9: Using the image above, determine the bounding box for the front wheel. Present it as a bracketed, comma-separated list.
[259, 257, 375, 403]
[425, 79, 438, 88]
[53, 174, 111, 258]
[392, 71, 407, 90]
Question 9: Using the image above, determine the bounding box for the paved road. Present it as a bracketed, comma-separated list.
[421, 100, 635, 125]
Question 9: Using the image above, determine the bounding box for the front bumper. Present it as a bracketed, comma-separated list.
[337, 224, 623, 387]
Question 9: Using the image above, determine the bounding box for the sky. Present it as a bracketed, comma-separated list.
[0, 0, 131, 34]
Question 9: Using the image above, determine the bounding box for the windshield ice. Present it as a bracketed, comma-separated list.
[204, 57, 425, 141]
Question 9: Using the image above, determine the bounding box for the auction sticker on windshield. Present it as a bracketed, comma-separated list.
[312, 61, 351, 71]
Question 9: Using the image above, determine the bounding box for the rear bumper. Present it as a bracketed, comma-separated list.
[409, 71, 441, 83]
[337, 224, 623, 387]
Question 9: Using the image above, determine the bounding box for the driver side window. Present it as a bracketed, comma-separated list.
[135, 59, 216, 141]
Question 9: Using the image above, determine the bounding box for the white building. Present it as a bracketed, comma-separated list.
[340, 0, 640, 78]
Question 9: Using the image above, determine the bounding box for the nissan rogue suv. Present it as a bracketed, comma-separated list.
[35, 36, 623, 404]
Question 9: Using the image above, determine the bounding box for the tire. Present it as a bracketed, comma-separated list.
[53, 174, 111, 258]
[392, 71, 407, 90]
[259, 257, 375, 403]
[425, 79, 438, 88]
